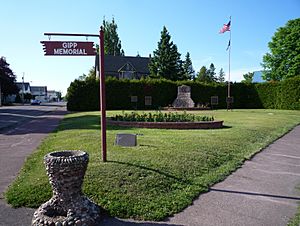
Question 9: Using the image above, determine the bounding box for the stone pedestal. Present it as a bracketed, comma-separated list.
[32, 150, 101, 226]
[172, 85, 195, 108]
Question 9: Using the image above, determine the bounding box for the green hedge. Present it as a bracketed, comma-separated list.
[66, 76, 300, 111]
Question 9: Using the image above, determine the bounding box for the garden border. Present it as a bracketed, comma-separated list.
[107, 119, 223, 129]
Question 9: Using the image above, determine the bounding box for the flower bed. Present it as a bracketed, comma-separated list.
[108, 112, 223, 129]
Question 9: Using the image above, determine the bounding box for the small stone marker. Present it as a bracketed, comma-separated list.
[115, 133, 137, 147]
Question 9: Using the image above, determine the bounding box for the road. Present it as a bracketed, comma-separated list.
[0, 102, 66, 132]
[0, 103, 67, 226]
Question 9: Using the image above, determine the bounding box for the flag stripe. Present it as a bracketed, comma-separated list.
[219, 20, 231, 33]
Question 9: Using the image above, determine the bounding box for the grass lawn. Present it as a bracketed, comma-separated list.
[5, 109, 300, 220]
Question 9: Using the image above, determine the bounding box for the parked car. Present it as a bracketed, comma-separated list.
[30, 99, 41, 105]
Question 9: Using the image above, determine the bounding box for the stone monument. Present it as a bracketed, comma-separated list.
[32, 150, 101, 226]
[172, 85, 195, 108]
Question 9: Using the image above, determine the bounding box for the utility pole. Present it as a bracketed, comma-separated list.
[22, 72, 25, 104]
[0, 80, 2, 107]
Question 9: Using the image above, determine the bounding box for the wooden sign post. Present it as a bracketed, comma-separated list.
[41, 27, 107, 162]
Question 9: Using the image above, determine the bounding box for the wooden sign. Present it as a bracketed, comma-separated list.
[40, 41, 96, 56]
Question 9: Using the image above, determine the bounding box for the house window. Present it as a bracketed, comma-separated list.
[119, 71, 135, 79]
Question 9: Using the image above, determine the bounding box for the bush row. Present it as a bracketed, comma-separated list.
[66, 76, 300, 111]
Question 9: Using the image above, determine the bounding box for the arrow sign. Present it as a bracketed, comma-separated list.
[40, 41, 96, 56]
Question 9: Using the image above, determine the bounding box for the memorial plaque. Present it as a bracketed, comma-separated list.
[211, 96, 219, 105]
[131, 96, 138, 102]
[226, 96, 234, 103]
[145, 96, 152, 106]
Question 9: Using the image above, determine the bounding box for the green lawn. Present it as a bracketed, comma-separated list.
[5, 109, 300, 220]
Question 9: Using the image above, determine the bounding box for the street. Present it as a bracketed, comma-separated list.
[0, 103, 67, 226]
[0, 102, 66, 132]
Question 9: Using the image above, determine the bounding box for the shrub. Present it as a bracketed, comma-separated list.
[111, 111, 214, 122]
[66, 76, 300, 111]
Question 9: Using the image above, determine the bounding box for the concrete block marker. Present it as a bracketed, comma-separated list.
[115, 133, 137, 147]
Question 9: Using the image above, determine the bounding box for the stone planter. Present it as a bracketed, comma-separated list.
[32, 150, 101, 226]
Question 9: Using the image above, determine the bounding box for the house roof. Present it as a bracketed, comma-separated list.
[16, 82, 30, 91]
[104, 55, 150, 75]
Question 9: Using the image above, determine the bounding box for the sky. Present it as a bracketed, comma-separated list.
[1, 0, 299, 96]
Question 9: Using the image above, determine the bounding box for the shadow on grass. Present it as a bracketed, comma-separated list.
[108, 160, 194, 186]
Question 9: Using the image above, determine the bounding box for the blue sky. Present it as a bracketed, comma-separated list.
[1, 0, 299, 95]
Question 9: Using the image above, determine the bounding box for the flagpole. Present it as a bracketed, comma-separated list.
[227, 16, 232, 110]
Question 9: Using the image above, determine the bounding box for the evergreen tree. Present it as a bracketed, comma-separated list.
[0, 57, 18, 102]
[218, 68, 225, 83]
[102, 18, 125, 56]
[241, 72, 254, 83]
[207, 63, 217, 82]
[196, 66, 208, 82]
[149, 26, 183, 81]
[182, 52, 195, 80]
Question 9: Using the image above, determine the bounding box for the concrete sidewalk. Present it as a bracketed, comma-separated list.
[0, 108, 299, 225]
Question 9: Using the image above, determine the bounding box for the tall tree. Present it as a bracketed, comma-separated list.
[0, 57, 18, 103]
[241, 72, 254, 83]
[182, 52, 195, 80]
[149, 26, 183, 81]
[102, 18, 125, 56]
[207, 63, 217, 82]
[261, 18, 300, 81]
[218, 68, 225, 83]
[196, 66, 208, 82]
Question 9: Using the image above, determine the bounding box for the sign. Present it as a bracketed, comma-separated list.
[40, 41, 96, 56]
[145, 96, 152, 106]
[131, 96, 138, 103]
[211, 96, 218, 105]
[226, 96, 234, 103]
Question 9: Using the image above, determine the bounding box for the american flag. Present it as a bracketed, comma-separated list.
[219, 20, 231, 33]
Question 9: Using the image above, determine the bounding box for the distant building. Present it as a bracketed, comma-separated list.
[31, 86, 47, 102]
[16, 82, 31, 94]
[100, 55, 150, 79]
[253, 71, 266, 83]
[47, 90, 61, 102]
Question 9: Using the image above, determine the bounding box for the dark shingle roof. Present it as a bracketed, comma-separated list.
[104, 55, 150, 75]
[16, 82, 30, 91]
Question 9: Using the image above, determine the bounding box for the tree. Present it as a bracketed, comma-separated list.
[196, 66, 208, 82]
[261, 18, 300, 81]
[182, 52, 195, 80]
[207, 63, 217, 82]
[0, 57, 18, 104]
[102, 18, 125, 56]
[196, 64, 217, 83]
[241, 72, 254, 83]
[218, 68, 225, 83]
[149, 26, 183, 81]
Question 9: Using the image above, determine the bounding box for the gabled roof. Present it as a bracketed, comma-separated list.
[16, 82, 30, 91]
[104, 55, 150, 74]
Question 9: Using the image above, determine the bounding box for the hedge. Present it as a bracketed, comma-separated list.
[66, 76, 300, 111]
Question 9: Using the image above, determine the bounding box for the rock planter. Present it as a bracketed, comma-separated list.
[32, 150, 101, 226]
